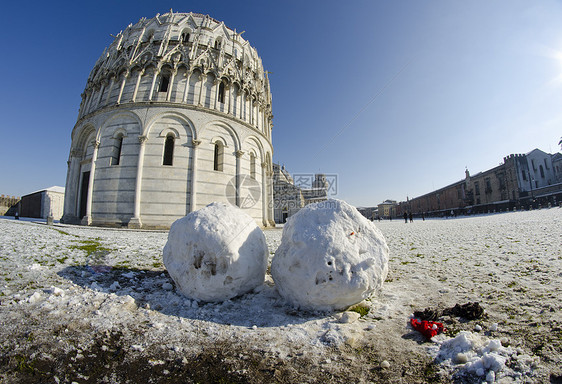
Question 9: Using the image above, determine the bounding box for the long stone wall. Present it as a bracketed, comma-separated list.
[0, 195, 20, 216]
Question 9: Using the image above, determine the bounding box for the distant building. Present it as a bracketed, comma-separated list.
[377, 200, 398, 219]
[272, 164, 305, 223]
[357, 206, 377, 220]
[400, 149, 562, 216]
[301, 174, 329, 205]
[20, 186, 65, 220]
[272, 164, 328, 223]
[550, 152, 562, 183]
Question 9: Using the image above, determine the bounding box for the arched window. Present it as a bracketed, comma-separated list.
[111, 135, 124, 166]
[213, 142, 224, 171]
[539, 165, 545, 178]
[159, 74, 170, 93]
[181, 32, 190, 43]
[250, 152, 256, 179]
[214, 39, 221, 50]
[163, 134, 174, 166]
[218, 81, 225, 104]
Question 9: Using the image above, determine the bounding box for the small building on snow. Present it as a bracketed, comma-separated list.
[20, 186, 65, 220]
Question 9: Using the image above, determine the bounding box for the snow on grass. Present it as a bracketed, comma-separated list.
[0, 208, 561, 383]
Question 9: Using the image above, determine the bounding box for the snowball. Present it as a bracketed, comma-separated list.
[271, 199, 389, 311]
[163, 202, 268, 302]
[381, 360, 390, 368]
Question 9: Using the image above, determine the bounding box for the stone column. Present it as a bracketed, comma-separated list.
[77, 94, 86, 119]
[197, 74, 205, 106]
[81, 140, 99, 226]
[190, 139, 201, 212]
[213, 79, 221, 110]
[268, 166, 275, 226]
[166, 68, 177, 102]
[132, 69, 145, 102]
[248, 96, 253, 124]
[182, 71, 190, 103]
[128, 135, 148, 229]
[105, 77, 115, 105]
[262, 107, 266, 133]
[97, 79, 107, 107]
[253, 100, 258, 127]
[261, 161, 268, 226]
[116, 70, 130, 104]
[148, 69, 159, 101]
[227, 84, 233, 114]
[235, 150, 245, 207]
[244, 93, 249, 122]
[83, 90, 93, 116]
[96, 83, 105, 108]
[62, 150, 82, 223]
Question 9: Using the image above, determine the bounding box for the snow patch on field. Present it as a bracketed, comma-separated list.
[0, 208, 561, 382]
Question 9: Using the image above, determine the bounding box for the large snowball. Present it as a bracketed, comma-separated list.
[163, 202, 268, 302]
[271, 199, 389, 311]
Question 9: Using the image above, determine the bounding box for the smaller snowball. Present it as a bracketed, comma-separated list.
[490, 323, 498, 331]
[381, 360, 390, 368]
[476, 368, 485, 376]
[486, 370, 495, 383]
[474, 324, 482, 332]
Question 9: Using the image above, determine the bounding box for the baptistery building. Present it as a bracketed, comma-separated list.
[62, 11, 274, 228]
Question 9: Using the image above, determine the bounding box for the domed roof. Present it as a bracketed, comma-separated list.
[81, 10, 272, 117]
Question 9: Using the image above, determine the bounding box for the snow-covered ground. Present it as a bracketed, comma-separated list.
[0, 208, 561, 383]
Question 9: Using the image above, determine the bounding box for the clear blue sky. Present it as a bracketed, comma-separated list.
[1, 0, 561, 206]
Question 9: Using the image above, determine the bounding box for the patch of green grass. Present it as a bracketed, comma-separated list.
[507, 281, 517, 288]
[68, 239, 112, 257]
[51, 228, 76, 237]
[401, 261, 415, 265]
[349, 304, 370, 317]
[14, 355, 35, 374]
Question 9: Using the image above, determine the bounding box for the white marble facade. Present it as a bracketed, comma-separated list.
[62, 11, 274, 228]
